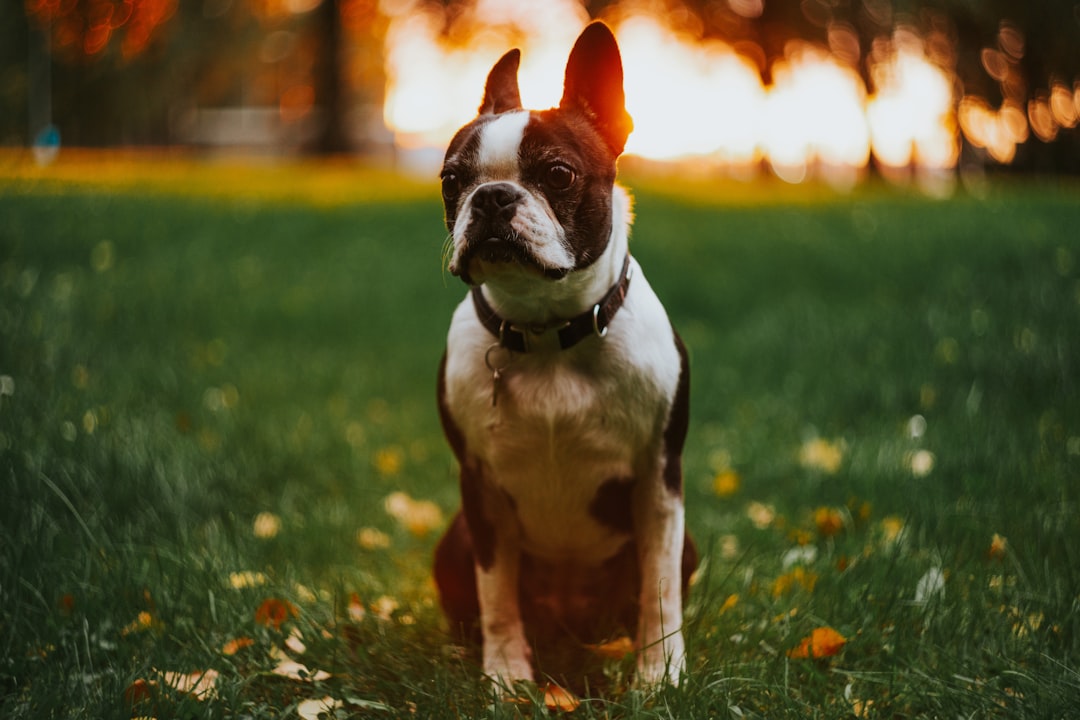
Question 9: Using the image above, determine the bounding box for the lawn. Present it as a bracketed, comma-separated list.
[1, 157, 1078, 718]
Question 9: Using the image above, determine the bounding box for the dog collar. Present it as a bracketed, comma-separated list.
[471, 254, 633, 353]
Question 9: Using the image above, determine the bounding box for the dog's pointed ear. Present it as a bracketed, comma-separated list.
[559, 21, 633, 156]
[479, 49, 523, 115]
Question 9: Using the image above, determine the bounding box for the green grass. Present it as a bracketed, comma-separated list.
[1, 165, 1079, 718]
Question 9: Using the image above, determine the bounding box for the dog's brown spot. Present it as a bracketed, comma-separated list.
[588, 477, 635, 535]
[662, 331, 690, 496]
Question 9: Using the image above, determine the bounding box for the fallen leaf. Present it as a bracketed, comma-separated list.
[542, 683, 581, 712]
[507, 683, 581, 712]
[585, 635, 635, 659]
[255, 597, 298, 630]
[297, 696, 343, 720]
[160, 669, 219, 700]
[124, 678, 155, 709]
[271, 658, 332, 682]
[222, 636, 255, 655]
[787, 627, 847, 659]
[371, 595, 399, 621]
[285, 627, 307, 654]
[988, 533, 1008, 560]
[348, 592, 366, 622]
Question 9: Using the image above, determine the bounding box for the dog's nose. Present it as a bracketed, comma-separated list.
[470, 183, 523, 221]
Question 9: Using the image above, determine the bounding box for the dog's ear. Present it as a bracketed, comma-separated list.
[560, 21, 634, 155]
[479, 49, 523, 115]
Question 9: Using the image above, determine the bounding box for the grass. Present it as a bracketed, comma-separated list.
[1, 154, 1079, 718]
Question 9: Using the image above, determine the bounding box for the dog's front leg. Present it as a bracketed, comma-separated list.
[460, 461, 534, 687]
[635, 478, 687, 686]
[476, 538, 533, 686]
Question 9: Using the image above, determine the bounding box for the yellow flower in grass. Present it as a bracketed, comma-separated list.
[746, 501, 776, 529]
[253, 512, 281, 539]
[374, 446, 404, 476]
[383, 491, 444, 536]
[813, 506, 845, 537]
[799, 437, 844, 474]
[772, 567, 818, 597]
[712, 470, 740, 497]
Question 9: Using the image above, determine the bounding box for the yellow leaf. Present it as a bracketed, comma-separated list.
[586, 635, 635, 659]
[988, 533, 1008, 560]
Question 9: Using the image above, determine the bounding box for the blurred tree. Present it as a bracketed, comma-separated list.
[2, 0, 1077, 167]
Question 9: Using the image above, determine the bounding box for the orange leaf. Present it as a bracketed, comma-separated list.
[988, 533, 1008, 560]
[124, 678, 155, 709]
[586, 635, 635, 659]
[222, 636, 255, 655]
[255, 598, 298, 630]
[813, 506, 844, 537]
[542, 683, 581, 712]
[508, 683, 581, 712]
[787, 626, 847, 659]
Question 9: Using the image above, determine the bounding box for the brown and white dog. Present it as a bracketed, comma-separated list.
[433, 22, 696, 687]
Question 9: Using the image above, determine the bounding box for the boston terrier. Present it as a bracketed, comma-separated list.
[433, 21, 696, 687]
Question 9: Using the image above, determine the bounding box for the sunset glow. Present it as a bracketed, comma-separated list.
[380, 1, 962, 181]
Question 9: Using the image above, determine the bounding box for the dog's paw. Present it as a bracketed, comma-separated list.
[484, 655, 535, 688]
[636, 632, 686, 687]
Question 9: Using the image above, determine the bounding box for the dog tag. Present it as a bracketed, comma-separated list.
[491, 367, 502, 407]
[484, 344, 511, 408]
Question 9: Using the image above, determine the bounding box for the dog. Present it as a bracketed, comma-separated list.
[433, 21, 696, 687]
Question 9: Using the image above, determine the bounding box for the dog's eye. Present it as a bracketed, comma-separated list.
[440, 171, 461, 199]
[545, 163, 575, 191]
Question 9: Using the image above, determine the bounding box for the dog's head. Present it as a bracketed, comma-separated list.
[440, 22, 633, 291]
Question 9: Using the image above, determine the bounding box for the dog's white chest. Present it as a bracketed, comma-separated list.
[444, 278, 679, 564]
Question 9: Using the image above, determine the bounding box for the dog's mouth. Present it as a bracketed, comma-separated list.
[453, 233, 570, 284]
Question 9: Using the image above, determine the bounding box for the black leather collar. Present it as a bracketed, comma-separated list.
[470, 254, 633, 353]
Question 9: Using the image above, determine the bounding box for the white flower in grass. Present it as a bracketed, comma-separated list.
[914, 566, 946, 605]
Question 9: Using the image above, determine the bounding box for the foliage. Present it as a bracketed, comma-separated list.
[1, 162, 1079, 717]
